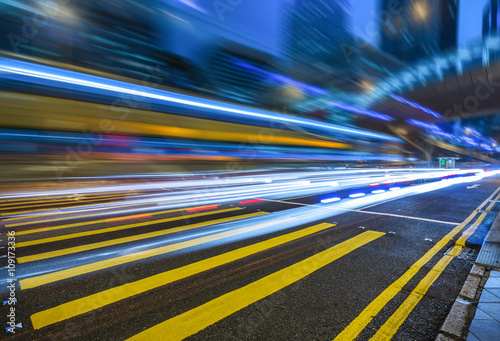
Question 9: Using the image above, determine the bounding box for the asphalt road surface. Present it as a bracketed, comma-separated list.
[1, 169, 499, 341]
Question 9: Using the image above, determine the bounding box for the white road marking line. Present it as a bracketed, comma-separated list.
[262, 199, 323, 208]
[263, 199, 459, 225]
[356, 197, 403, 210]
[285, 193, 325, 200]
[349, 209, 459, 225]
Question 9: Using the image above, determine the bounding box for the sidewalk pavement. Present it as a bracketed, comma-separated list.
[466, 270, 500, 340]
[437, 201, 500, 341]
[465, 201, 500, 341]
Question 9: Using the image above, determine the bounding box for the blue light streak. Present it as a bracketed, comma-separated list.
[327, 101, 395, 122]
[321, 197, 341, 203]
[391, 94, 443, 119]
[0, 57, 402, 142]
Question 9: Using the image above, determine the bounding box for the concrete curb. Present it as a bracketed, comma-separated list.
[435, 264, 489, 341]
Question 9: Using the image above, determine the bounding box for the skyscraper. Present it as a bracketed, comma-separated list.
[284, 0, 353, 66]
[439, 0, 458, 51]
[483, 0, 500, 37]
[380, 0, 458, 62]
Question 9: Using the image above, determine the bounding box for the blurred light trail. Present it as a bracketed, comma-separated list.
[391, 94, 443, 119]
[177, 0, 208, 14]
[230, 58, 328, 96]
[185, 205, 218, 212]
[321, 197, 341, 203]
[406, 119, 440, 130]
[11, 169, 500, 291]
[326, 101, 395, 121]
[0, 168, 461, 200]
[239, 199, 264, 204]
[1, 169, 488, 223]
[105, 214, 152, 223]
[85, 170, 500, 262]
[0, 57, 401, 142]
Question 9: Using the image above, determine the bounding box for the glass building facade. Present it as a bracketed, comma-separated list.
[483, 0, 500, 37]
[284, 0, 353, 66]
[380, 0, 458, 62]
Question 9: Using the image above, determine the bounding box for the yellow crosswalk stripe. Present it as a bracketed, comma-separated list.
[20, 211, 267, 290]
[7, 204, 216, 231]
[0, 191, 136, 204]
[5, 209, 138, 227]
[332, 187, 500, 341]
[369, 245, 462, 340]
[16, 208, 225, 238]
[4, 201, 152, 223]
[0, 194, 130, 210]
[30, 222, 336, 329]
[126, 231, 385, 341]
[1, 197, 140, 215]
[17, 208, 242, 262]
[15, 206, 230, 242]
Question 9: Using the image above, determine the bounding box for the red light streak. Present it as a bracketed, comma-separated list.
[239, 199, 264, 204]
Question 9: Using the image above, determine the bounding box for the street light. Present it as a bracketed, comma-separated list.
[37, 0, 77, 21]
[412, 0, 429, 22]
[360, 79, 375, 93]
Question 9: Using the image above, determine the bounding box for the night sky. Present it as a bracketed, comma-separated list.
[169, 0, 488, 64]
[352, 0, 488, 48]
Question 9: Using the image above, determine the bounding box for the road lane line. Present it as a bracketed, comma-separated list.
[262, 199, 323, 208]
[30, 222, 336, 329]
[125, 231, 385, 341]
[456, 212, 488, 247]
[8, 205, 219, 233]
[20, 211, 267, 289]
[16, 207, 233, 248]
[456, 198, 496, 246]
[17, 208, 242, 263]
[265, 201, 460, 225]
[333, 187, 500, 341]
[357, 197, 402, 210]
[350, 209, 459, 225]
[285, 193, 322, 200]
[369, 245, 463, 340]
